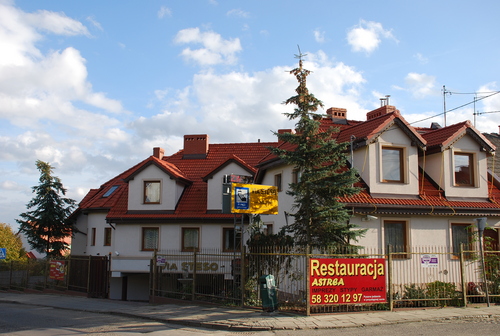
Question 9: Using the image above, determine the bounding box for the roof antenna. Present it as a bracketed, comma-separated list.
[294, 45, 307, 68]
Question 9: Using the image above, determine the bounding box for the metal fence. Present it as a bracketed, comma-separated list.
[0, 255, 109, 298]
[152, 244, 500, 314]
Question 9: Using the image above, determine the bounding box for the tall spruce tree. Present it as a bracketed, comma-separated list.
[271, 53, 365, 252]
[17, 160, 76, 258]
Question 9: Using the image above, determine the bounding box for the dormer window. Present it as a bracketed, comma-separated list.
[381, 146, 404, 183]
[454, 153, 474, 186]
[144, 181, 161, 204]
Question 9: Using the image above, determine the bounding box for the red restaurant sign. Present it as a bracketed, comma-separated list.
[49, 260, 66, 281]
[309, 258, 387, 305]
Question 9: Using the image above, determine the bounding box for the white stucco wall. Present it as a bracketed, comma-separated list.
[72, 212, 113, 257]
[206, 162, 252, 211]
[355, 126, 420, 196]
[127, 164, 182, 211]
[420, 135, 489, 199]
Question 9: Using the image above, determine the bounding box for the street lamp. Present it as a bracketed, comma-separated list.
[475, 217, 490, 307]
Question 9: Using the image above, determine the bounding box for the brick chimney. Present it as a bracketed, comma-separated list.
[153, 147, 165, 160]
[326, 107, 348, 124]
[183, 134, 209, 159]
[366, 105, 397, 121]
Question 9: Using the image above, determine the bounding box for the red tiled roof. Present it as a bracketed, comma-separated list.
[420, 120, 495, 152]
[75, 109, 500, 222]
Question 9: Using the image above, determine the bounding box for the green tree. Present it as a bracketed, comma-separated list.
[270, 54, 365, 252]
[0, 223, 26, 261]
[17, 160, 76, 258]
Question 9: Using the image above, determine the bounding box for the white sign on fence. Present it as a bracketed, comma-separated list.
[420, 254, 438, 268]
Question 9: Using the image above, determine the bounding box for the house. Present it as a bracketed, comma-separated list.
[71, 104, 500, 301]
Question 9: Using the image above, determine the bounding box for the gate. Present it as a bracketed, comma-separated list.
[68, 255, 110, 298]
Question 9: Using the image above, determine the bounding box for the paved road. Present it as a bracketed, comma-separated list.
[2, 301, 500, 336]
[1, 292, 500, 332]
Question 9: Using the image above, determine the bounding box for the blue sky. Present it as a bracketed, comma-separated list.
[2, 0, 500, 230]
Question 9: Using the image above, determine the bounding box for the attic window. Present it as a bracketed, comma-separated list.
[103, 185, 119, 198]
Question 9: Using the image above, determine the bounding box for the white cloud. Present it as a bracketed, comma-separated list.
[86, 16, 102, 31]
[414, 53, 428, 64]
[227, 9, 249, 18]
[0, 180, 23, 191]
[173, 27, 242, 66]
[158, 6, 172, 18]
[405, 73, 437, 99]
[25, 9, 90, 37]
[314, 29, 325, 43]
[131, 51, 367, 144]
[347, 20, 397, 54]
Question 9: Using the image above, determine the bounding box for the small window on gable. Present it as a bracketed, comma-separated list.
[103, 185, 119, 198]
[454, 153, 474, 186]
[382, 147, 404, 183]
[274, 173, 282, 192]
[144, 181, 161, 204]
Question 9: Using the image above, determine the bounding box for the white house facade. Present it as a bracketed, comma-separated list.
[71, 104, 500, 301]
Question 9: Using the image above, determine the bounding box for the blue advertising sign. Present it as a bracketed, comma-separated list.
[234, 186, 250, 210]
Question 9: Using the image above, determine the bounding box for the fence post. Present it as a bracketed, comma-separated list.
[306, 250, 311, 316]
[9, 260, 13, 289]
[387, 245, 393, 311]
[44, 259, 49, 290]
[459, 243, 467, 307]
[192, 250, 197, 301]
[26, 259, 30, 289]
[152, 250, 157, 303]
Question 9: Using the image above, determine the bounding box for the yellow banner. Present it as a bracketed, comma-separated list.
[231, 183, 278, 215]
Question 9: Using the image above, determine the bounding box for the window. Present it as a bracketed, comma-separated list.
[384, 221, 408, 258]
[182, 228, 199, 252]
[382, 147, 404, 183]
[104, 227, 112, 246]
[223, 228, 241, 252]
[263, 223, 273, 235]
[103, 185, 119, 198]
[454, 153, 474, 186]
[292, 169, 301, 184]
[142, 227, 159, 251]
[451, 223, 472, 258]
[274, 173, 282, 192]
[144, 181, 161, 204]
[90, 228, 96, 246]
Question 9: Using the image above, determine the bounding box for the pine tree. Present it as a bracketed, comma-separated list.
[271, 53, 365, 252]
[17, 160, 76, 258]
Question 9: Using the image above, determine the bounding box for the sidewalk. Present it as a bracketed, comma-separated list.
[1, 291, 500, 331]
